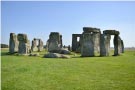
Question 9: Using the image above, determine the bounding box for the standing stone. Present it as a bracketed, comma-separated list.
[47, 32, 62, 53]
[38, 39, 43, 51]
[49, 32, 61, 44]
[27, 40, 31, 53]
[81, 33, 94, 57]
[93, 32, 100, 53]
[17, 34, 30, 54]
[31, 38, 38, 51]
[121, 40, 124, 53]
[48, 39, 61, 52]
[114, 35, 121, 56]
[72, 34, 77, 51]
[118, 36, 122, 54]
[81, 27, 101, 56]
[60, 35, 63, 48]
[103, 30, 121, 56]
[9, 33, 18, 53]
[76, 41, 81, 53]
[100, 34, 111, 56]
[31, 38, 44, 52]
[72, 34, 82, 52]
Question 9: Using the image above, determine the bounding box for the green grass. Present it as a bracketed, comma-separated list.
[1, 48, 135, 90]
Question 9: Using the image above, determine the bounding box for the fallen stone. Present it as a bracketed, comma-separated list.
[44, 53, 70, 58]
[29, 53, 39, 56]
[59, 48, 71, 54]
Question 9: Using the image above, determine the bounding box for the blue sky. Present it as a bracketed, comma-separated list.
[1, 1, 135, 47]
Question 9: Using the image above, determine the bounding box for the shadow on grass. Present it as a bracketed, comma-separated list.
[72, 55, 102, 58]
[1, 52, 18, 56]
[72, 54, 122, 58]
[1, 52, 10, 56]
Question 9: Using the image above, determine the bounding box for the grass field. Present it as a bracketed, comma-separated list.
[1, 48, 135, 90]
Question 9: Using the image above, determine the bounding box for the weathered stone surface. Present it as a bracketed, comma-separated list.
[44, 53, 70, 58]
[93, 32, 100, 53]
[17, 34, 30, 54]
[9, 33, 18, 53]
[59, 48, 71, 54]
[118, 36, 122, 54]
[47, 32, 62, 53]
[82, 27, 101, 54]
[103, 30, 119, 35]
[75, 42, 81, 53]
[100, 34, 111, 56]
[72, 34, 82, 52]
[83, 27, 100, 33]
[38, 39, 43, 51]
[72, 34, 76, 51]
[48, 39, 61, 53]
[27, 40, 31, 53]
[31, 38, 38, 51]
[44, 53, 60, 58]
[81, 33, 94, 57]
[18, 42, 27, 54]
[113, 35, 121, 56]
[121, 40, 124, 53]
[83, 27, 100, 53]
[31, 38, 44, 52]
[18, 34, 28, 43]
[49, 32, 61, 44]
[60, 35, 63, 48]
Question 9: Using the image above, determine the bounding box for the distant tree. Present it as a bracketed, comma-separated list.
[1, 44, 9, 48]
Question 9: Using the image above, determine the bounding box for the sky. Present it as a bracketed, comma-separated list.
[1, 1, 135, 47]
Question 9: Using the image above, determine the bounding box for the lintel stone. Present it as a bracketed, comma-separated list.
[103, 30, 119, 35]
[83, 27, 100, 33]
